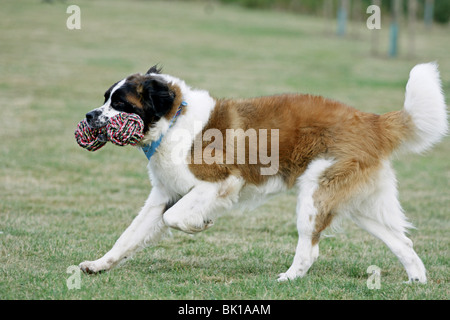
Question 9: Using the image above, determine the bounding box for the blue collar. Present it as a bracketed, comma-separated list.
[141, 101, 186, 161]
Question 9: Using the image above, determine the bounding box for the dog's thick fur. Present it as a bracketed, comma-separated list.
[80, 63, 447, 283]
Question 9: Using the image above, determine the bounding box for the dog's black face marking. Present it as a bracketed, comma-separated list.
[142, 78, 175, 118]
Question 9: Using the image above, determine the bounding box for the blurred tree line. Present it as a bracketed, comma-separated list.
[196, 0, 450, 24]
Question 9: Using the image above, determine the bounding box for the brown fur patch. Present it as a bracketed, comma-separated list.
[310, 109, 413, 244]
[187, 93, 414, 244]
[189, 94, 360, 186]
[125, 73, 147, 108]
[126, 93, 143, 109]
[164, 82, 187, 120]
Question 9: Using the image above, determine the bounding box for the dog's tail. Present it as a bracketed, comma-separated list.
[383, 63, 448, 155]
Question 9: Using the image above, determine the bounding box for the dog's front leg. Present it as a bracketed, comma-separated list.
[79, 187, 169, 274]
[163, 177, 243, 234]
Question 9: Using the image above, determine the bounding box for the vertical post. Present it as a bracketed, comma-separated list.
[389, 0, 401, 58]
[337, 0, 349, 37]
[408, 0, 417, 58]
[424, 0, 434, 28]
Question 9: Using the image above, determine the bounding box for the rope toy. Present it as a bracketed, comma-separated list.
[106, 113, 145, 146]
[74, 119, 107, 151]
[75, 113, 145, 151]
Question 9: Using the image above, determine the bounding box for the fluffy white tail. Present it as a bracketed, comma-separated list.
[401, 62, 448, 154]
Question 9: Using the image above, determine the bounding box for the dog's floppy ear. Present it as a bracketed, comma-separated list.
[146, 65, 162, 75]
[142, 78, 174, 117]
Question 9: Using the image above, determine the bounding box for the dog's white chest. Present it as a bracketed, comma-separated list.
[147, 145, 197, 197]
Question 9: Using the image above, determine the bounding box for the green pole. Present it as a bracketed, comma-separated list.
[389, 23, 399, 57]
[389, 0, 401, 57]
[337, 0, 348, 36]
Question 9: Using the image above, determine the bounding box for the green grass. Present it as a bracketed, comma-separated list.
[0, 0, 449, 300]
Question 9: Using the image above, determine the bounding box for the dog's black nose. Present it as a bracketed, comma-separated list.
[85, 109, 107, 129]
[86, 110, 98, 121]
[86, 110, 103, 123]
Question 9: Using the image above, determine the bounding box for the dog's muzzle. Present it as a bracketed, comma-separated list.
[85, 109, 107, 130]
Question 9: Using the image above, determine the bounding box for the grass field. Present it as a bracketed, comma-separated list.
[0, 0, 449, 300]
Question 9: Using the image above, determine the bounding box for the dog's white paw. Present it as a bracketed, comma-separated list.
[184, 219, 214, 234]
[405, 276, 427, 284]
[277, 272, 298, 282]
[277, 268, 306, 282]
[79, 260, 109, 274]
[277, 273, 291, 282]
[164, 211, 214, 234]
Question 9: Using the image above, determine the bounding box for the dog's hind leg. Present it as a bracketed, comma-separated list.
[353, 215, 426, 283]
[79, 187, 169, 274]
[278, 155, 385, 282]
[278, 158, 335, 282]
[349, 161, 427, 283]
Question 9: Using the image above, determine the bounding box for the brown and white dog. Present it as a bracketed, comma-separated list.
[80, 63, 447, 283]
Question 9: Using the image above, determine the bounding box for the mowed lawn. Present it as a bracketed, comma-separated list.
[0, 0, 448, 300]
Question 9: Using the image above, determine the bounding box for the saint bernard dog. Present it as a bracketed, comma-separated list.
[79, 63, 447, 283]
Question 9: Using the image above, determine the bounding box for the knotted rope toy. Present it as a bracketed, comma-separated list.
[75, 113, 145, 151]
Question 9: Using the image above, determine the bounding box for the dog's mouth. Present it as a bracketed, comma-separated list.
[85, 119, 108, 141]
[85, 118, 108, 142]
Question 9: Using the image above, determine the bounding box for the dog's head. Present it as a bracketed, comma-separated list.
[85, 65, 176, 134]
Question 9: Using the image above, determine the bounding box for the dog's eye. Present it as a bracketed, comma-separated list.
[112, 101, 125, 109]
[112, 101, 136, 114]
